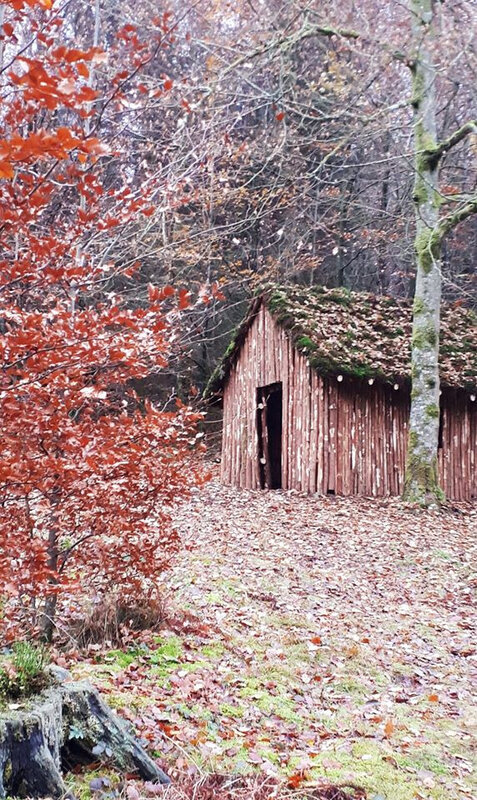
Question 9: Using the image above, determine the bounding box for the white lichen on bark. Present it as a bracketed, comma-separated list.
[403, 2, 477, 505]
[404, 0, 443, 505]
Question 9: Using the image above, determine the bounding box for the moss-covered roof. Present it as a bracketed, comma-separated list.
[205, 285, 477, 398]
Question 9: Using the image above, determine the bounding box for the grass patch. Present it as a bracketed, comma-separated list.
[308, 740, 450, 800]
[65, 769, 120, 800]
[206, 591, 224, 603]
[104, 648, 137, 668]
[239, 684, 302, 725]
[332, 677, 369, 696]
[397, 748, 450, 776]
[200, 642, 226, 659]
[219, 702, 245, 718]
[106, 691, 151, 710]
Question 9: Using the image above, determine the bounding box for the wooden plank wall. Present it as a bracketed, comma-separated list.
[438, 396, 477, 501]
[220, 304, 477, 500]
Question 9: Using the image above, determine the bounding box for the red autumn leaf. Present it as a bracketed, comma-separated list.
[211, 283, 226, 301]
[0, 161, 14, 179]
[77, 62, 90, 79]
[148, 283, 161, 302]
[64, 48, 90, 63]
[178, 288, 190, 309]
[287, 772, 306, 788]
[78, 86, 98, 101]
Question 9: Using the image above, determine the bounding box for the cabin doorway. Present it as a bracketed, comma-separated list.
[256, 382, 282, 489]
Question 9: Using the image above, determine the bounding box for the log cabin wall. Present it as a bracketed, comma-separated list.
[220, 303, 477, 500]
[438, 393, 477, 501]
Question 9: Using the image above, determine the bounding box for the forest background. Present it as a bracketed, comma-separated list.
[2, 0, 473, 402]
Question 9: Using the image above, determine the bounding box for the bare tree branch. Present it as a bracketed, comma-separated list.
[423, 120, 477, 167]
[437, 195, 477, 238]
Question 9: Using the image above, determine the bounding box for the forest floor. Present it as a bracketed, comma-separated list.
[72, 478, 476, 800]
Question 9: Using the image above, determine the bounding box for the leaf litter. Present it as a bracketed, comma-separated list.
[72, 476, 476, 800]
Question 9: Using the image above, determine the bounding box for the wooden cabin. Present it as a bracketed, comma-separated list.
[206, 286, 477, 501]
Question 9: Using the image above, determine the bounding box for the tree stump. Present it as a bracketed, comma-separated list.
[0, 674, 170, 799]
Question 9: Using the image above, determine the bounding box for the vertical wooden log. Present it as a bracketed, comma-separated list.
[351, 393, 358, 495]
[341, 389, 347, 495]
[245, 340, 252, 490]
[470, 401, 477, 499]
[335, 380, 343, 495]
[364, 390, 370, 495]
[304, 364, 311, 492]
[250, 314, 257, 490]
[296, 357, 303, 492]
[229, 376, 235, 486]
[328, 381, 337, 493]
[463, 402, 470, 500]
[367, 390, 373, 496]
[376, 387, 383, 496]
[288, 348, 294, 489]
[389, 392, 396, 496]
[457, 408, 462, 501]
[316, 373, 321, 495]
[322, 379, 328, 493]
[391, 396, 397, 495]
[309, 371, 318, 493]
[357, 392, 362, 495]
[344, 390, 352, 496]
[281, 332, 288, 489]
[371, 389, 377, 496]
[391, 392, 398, 495]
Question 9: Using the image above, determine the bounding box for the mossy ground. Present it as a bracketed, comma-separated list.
[64, 768, 121, 800]
[70, 480, 476, 800]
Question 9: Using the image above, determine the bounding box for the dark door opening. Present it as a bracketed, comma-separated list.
[256, 382, 282, 489]
[438, 405, 444, 449]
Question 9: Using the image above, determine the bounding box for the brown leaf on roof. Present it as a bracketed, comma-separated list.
[205, 285, 477, 398]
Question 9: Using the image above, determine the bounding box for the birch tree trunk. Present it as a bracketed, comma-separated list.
[403, 0, 443, 505]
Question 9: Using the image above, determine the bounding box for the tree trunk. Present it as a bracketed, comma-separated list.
[403, 0, 443, 505]
[41, 488, 61, 642]
[0, 674, 170, 799]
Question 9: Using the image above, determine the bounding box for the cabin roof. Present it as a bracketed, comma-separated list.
[205, 285, 477, 398]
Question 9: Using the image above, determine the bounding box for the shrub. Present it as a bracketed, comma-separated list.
[0, 642, 49, 700]
[0, 1, 208, 644]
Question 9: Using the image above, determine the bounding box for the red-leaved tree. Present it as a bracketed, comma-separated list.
[0, 0, 206, 642]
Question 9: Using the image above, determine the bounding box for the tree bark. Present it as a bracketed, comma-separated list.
[0, 676, 170, 799]
[403, 0, 443, 505]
